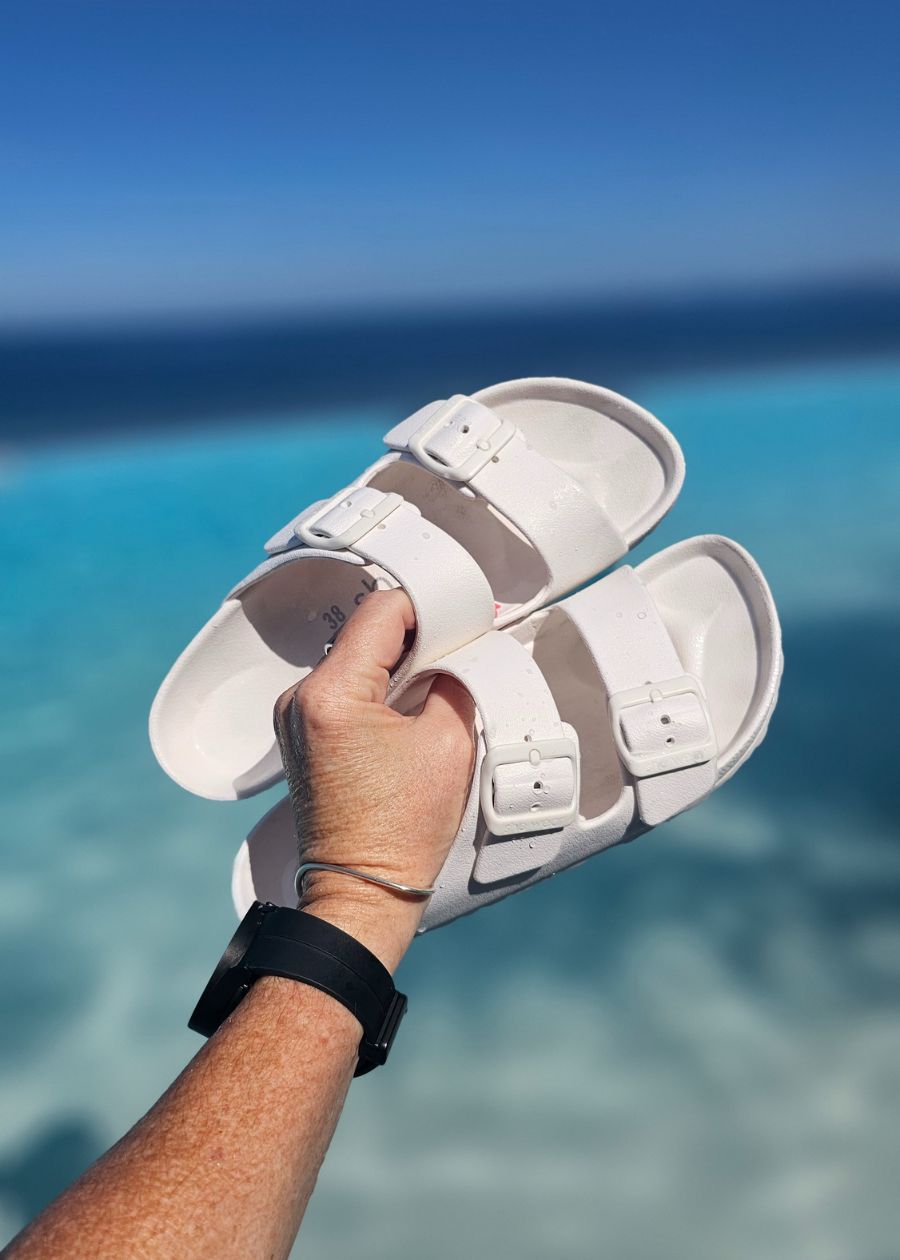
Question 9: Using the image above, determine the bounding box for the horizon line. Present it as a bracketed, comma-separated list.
[2, 269, 899, 341]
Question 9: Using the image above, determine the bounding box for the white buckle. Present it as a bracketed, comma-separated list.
[408, 396, 515, 482]
[480, 731, 580, 837]
[295, 486, 404, 550]
[608, 674, 716, 778]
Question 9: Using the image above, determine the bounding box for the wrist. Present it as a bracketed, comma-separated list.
[298, 871, 424, 972]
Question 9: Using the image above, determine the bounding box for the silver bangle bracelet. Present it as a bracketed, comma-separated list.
[295, 861, 435, 902]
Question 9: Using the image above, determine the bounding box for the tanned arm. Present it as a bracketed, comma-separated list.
[3, 590, 474, 1260]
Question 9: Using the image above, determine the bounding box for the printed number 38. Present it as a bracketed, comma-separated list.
[322, 604, 346, 631]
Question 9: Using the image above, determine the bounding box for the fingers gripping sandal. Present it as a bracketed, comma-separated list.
[150, 377, 684, 801]
[234, 535, 782, 931]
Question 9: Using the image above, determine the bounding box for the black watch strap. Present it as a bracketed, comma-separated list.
[189, 902, 407, 1076]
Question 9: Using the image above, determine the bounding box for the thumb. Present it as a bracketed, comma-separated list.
[311, 588, 416, 705]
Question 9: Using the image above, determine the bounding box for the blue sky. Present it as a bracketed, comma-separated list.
[1, 0, 898, 324]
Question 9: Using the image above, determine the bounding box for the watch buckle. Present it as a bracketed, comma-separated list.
[354, 991, 408, 1075]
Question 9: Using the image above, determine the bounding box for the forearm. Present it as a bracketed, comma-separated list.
[4, 886, 416, 1260]
[3, 590, 469, 1260]
[3, 977, 355, 1260]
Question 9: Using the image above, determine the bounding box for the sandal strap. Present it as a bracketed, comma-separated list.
[384, 396, 627, 612]
[424, 631, 580, 883]
[242, 487, 496, 688]
[559, 566, 717, 825]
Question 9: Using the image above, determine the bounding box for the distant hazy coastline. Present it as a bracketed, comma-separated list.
[2, 278, 899, 442]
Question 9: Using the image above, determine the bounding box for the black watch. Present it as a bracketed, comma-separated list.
[189, 902, 408, 1076]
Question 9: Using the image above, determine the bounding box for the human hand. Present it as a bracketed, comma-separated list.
[274, 589, 476, 970]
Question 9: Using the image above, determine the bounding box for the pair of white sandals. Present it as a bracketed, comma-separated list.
[150, 378, 782, 933]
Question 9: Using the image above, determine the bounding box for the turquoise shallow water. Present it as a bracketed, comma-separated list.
[1, 358, 899, 1256]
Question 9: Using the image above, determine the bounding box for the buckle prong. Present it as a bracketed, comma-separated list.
[295, 487, 403, 550]
[608, 674, 716, 777]
[408, 396, 515, 482]
[480, 732, 580, 837]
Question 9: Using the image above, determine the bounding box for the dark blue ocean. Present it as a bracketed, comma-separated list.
[1, 298, 899, 1256]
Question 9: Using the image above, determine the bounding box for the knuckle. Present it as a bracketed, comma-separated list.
[361, 586, 413, 619]
[433, 723, 474, 771]
[294, 673, 344, 728]
[362, 588, 394, 608]
[274, 684, 299, 724]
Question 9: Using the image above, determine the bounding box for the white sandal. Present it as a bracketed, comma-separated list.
[150, 377, 683, 801]
[233, 535, 782, 931]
